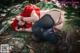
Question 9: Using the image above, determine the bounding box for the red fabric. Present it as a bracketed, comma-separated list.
[11, 4, 40, 31]
[26, 22, 32, 28]
[20, 5, 33, 17]
[11, 19, 32, 31]
[11, 19, 18, 31]
[20, 4, 40, 17]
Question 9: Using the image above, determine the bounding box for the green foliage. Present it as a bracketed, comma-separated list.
[65, 5, 80, 27]
[36, 2, 58, 9]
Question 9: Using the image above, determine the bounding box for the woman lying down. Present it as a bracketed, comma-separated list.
[9, 4, 65, 44]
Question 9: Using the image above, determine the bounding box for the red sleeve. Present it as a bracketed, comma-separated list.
[11, 19, 18, 31]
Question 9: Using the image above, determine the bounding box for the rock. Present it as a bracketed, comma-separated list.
[8, 38, 25, 52]
[0, 33, 25, 53]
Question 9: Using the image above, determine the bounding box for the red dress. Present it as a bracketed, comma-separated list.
[11, 4, 40, 31]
